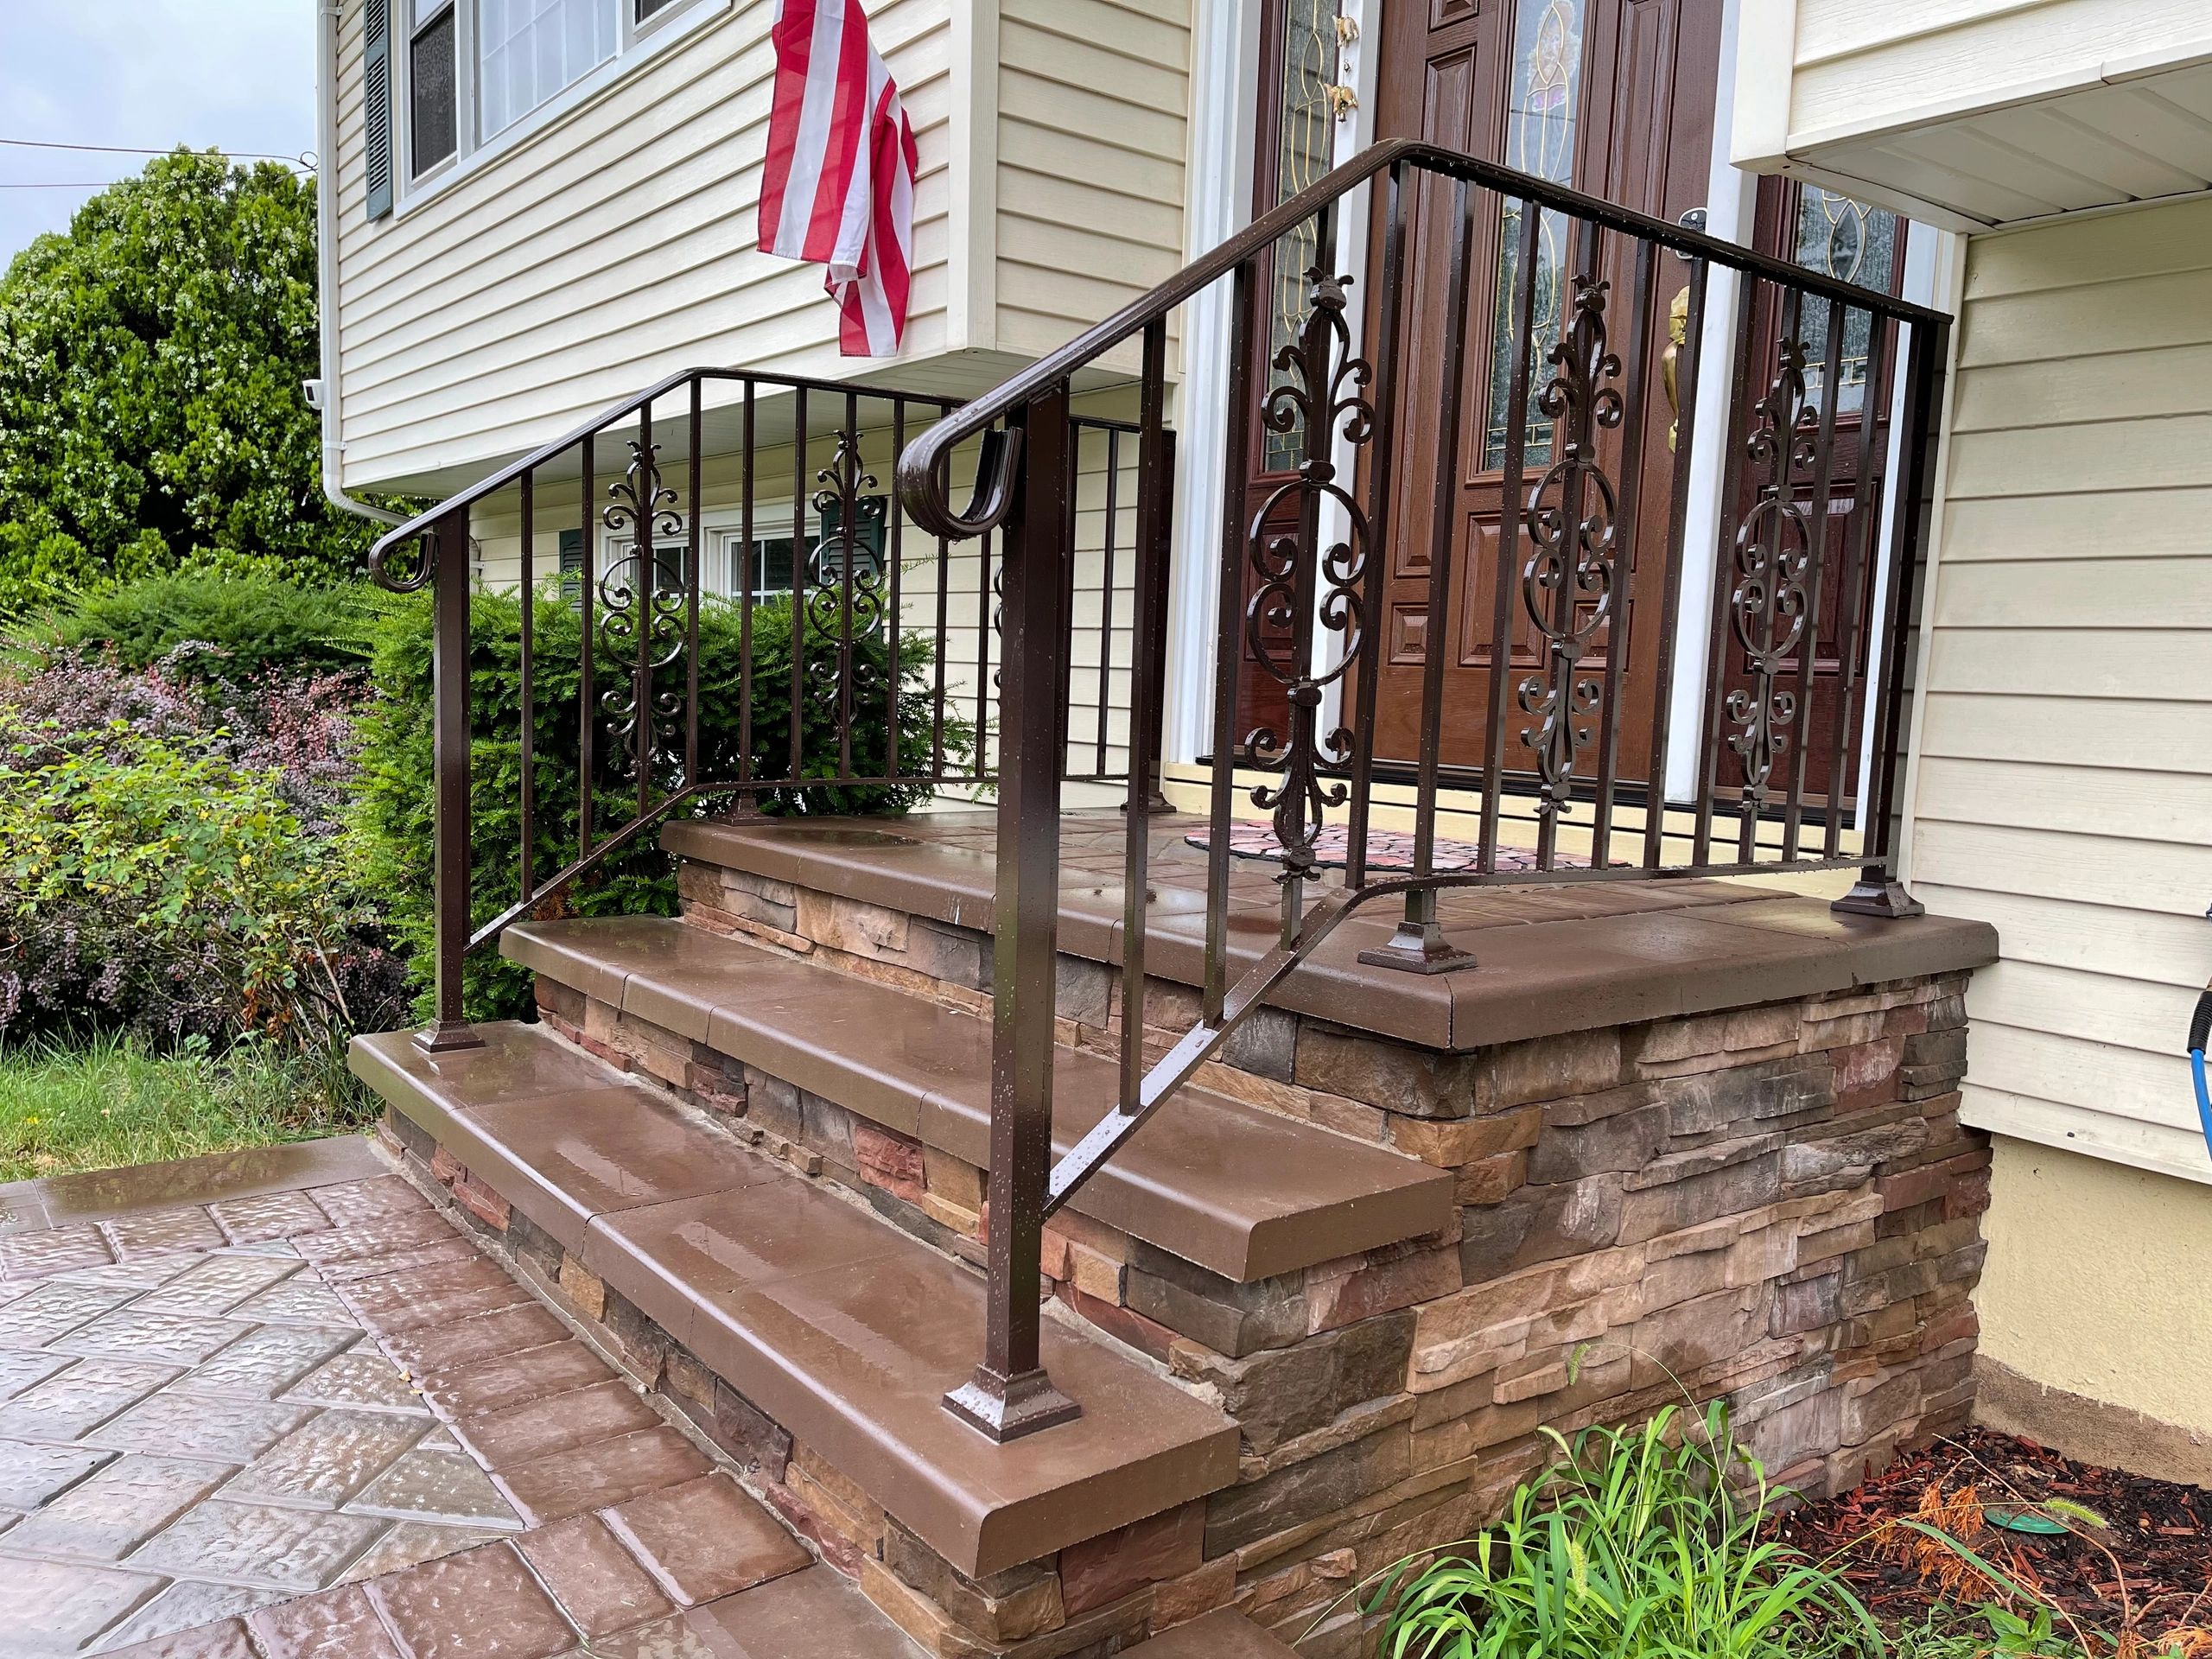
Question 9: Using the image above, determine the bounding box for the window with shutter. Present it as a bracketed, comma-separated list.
[364, 0, 393, 219]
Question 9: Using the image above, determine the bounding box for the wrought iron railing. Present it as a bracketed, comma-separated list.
[367, 369, 1166, 1050]
[895, 138, 1950, 1440]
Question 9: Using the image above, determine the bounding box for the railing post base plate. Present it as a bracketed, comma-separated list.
[944, 1365, 1082, 1443]
[413, 1022, 487, 1054]
[1358, 915, 1479, 976]
[1830, 869, 1925, 919]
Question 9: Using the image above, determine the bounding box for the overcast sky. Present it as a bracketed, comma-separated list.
[0, 2, 315, 270]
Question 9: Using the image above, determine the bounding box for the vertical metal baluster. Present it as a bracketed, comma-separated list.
[1364, 174, 1482, 972]
[1740, 286, 1802, 865]
[887, 401, 906, 782]
[685, 379, 702, 791]
[934, 403, 953, 779]
[1057, 423, 1079, 779]
[1096, 426, 1120, 779]
[1137, 429, 1178, 815]
[944, 385, 1081, 1445]
[580, 433, 596, 857]
[1825, 316, 1891, 859]
[840, 390, 860, 780]
[1834, 313, 1946, 918]
[1480, 194, 1544, 873]
[1783, 298, 1846, 861]
[1534, 217, 1601, 874]
[518, 469, 536, 903]
[1203, 260, 1257, 1024]
[1692, 277, 1762, 868]
[419, 506, 482, 1052]
[1643, 257, 1708, 871]
[1346, 160, 1407, 893]
[739, 384, 757, 798]
[635, 400, 657, 822]
[1591, 234, 1656, 873]
[977, 522, 994, 780]
[1120, 321, 1168, 1118]
[790, 386, 809, 784]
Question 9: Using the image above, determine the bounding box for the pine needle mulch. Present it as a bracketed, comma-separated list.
[1770, 1429, 2212, 1654]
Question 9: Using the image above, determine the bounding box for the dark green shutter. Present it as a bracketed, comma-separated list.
[558, 529, 584, 605]
[364, 0, 394, 221]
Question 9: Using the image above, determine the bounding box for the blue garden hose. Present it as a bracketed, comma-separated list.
[2193, 987, 2212, 1163]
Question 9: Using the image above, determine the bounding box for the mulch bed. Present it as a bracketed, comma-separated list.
[1771, 1429, 2212, 1649]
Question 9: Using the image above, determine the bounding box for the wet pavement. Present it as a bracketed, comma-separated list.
[0, 1138, 880, 1658]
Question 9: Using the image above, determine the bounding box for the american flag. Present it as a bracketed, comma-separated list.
[757, 0, 918, 357]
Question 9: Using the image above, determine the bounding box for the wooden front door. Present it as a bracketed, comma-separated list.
[1365, 0, 1721, 784]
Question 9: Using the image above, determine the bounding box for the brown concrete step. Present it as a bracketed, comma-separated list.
[501, 915, 1453, 1282]
[350, 1022, 1239, 1580]
[1121, 1610, 1301, 1656]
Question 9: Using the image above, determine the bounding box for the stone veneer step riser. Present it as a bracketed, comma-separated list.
[500, 914, 1454, 1286]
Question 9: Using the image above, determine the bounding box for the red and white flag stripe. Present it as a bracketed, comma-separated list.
[757, 0, 918, 357]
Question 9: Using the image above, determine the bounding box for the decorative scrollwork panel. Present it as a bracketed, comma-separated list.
[1243, 267, 1376, 887]
[1514, 271, 1624, 819]
[1722, 335, 1818, 804]
[598, 439, 689, 787]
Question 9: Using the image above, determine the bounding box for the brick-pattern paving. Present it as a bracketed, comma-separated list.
[0, 1161, 838, 1658]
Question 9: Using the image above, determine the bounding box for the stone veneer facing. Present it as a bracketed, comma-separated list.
[426, 862, 1988, 1658]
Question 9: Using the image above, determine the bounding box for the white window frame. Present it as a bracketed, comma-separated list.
[395, 0, 728, 213]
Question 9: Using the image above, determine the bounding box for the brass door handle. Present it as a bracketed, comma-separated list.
[1662, 284, 1691, 450]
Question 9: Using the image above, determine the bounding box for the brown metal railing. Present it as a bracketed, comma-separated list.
[895, 138, 1951, 1440]
[367, 369, 1166, 1051]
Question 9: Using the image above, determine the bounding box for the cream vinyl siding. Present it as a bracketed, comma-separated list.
[992, 0, 1189, 370]
[1907, 194, 2212, 1186]
[332, 0, 956, 491]
[331, 0, 1195, 497]
[1785, 0, 2209, 144]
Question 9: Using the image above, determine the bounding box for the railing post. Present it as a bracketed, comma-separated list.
[416, 507, 485, 1053]
[1834, 313, 1948, 919]
[944, 385, 1082, 1443]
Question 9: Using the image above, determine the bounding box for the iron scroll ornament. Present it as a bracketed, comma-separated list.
[598, 439, 689, 784]
[1724, 335, 1818, 804]
[1516, 271, 1624, 819]
[808, 429, 887, 639]
[1243, 267, 1376, 887]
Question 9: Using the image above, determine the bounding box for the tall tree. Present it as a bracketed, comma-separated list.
[0, 149, 373, 599]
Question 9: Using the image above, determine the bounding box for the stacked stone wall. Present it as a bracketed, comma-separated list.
[406, 858, 1990, 1656]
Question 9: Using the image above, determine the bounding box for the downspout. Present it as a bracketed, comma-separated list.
[314, 0, 404, 529]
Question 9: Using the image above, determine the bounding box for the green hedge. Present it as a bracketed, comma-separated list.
[30, 573, 376, 681]
[349, 586, 972, 1023]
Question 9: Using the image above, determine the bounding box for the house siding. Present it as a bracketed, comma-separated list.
[1783, 0, 2210, 149]
[1908, 193, 2212, 1186]
[993, 0, 1190, 370]
[332, 0, 957, 492]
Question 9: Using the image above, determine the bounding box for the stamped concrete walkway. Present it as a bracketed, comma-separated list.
[0, 1138, 915, 1658]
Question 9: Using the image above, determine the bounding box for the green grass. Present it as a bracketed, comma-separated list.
[0, 1033, 376, 1183]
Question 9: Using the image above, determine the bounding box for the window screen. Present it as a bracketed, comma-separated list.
[410, 2, 459, 174]
[480, 0, 618, 139]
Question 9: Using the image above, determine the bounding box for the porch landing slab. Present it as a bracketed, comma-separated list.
[664, 812, 1999, 1052]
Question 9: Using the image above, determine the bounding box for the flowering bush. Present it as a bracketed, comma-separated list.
[0, 720, 397, 1048]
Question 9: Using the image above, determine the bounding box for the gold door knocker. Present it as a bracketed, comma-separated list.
[1662, 284, 1690, 450]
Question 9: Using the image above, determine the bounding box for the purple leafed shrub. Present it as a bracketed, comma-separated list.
[0, 644, 404, 1047]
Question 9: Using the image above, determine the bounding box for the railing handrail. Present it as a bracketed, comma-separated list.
[366, 365, 957, 582]
[897, 135, 1947, 542]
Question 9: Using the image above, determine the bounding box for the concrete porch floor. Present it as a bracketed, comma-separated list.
[0, 1139, 918, 1658]
[664, 809, 1992, 1053]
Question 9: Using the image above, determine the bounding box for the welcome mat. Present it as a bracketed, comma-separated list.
[1185, 822, 1595, 874]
